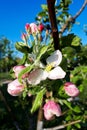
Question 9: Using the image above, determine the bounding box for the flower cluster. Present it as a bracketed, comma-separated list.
[7, 22, 80, 120]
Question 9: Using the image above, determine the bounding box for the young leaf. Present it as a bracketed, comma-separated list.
[71, 36, 81, 46]
[73, 106, 81, 113]
[15, 42, 30, 53]
[37, 45, 49, 60]
[18, 54, 27, 65]
[41, 4, 48, 11]
[63, 100, 73, 110]
[31, 88, 46, 113]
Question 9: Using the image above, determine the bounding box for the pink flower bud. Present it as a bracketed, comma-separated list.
[38, 24, 44, 32]
[7, 79, 24, 96]
[43, 100, 62, 120]
[21, 33, 27, 41]
[30, 23, 38, 34]
[25, 23, 30, 32]
[64, 82, 80, 97]
[13, 65, 28, 78]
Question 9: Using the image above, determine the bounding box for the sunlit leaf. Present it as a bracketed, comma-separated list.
[31, 88, 46, 113]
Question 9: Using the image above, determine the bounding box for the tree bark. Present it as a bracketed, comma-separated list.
[47, 0, 60, 50]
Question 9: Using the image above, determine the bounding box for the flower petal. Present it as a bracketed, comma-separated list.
[48, 66, 66, 79]
[46, 50, 62, 67]
[28, 69, 48, 85]
[30, 23, 38, 34]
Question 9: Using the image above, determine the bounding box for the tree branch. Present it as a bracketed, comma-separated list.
[59, 0, 87, 38]
[47, 0, 60, 50]
[36, 103, 44, 130]
[43, 116, 87, 130]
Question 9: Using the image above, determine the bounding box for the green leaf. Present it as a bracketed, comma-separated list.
[67, 125, 71, 130]
[73, 106, 81, 113]
[62, 47, 76, 58]
[31, 88, 46, 113]
[37, 45, 49, 60]
[22, 91, 27, 99]
[75, 123, 81, 129]
[65, 115, 71, 121]
[57, 16, 63, 21]
[71, 36, 81, 46]
[18, 54, 27, 65]
[61, 33, 81, 47]
[63, 100, 81, 113]
[15, 42, 30, 53]
[41, 4, 48, 11]
[63, 100, 73, 110]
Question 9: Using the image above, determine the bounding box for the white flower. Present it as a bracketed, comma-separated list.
[27, 50, 66, 85]
[46, 50, 66, 79]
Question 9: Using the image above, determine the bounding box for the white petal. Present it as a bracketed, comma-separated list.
[28, 69, 48, 85]
[39, 62, 45, 68]
[48, 66, 66, 79]
[46, 50, 62, 67]
[41, 70, 48, 80]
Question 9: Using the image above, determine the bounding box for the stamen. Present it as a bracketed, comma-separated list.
[45, 63, 54, 72]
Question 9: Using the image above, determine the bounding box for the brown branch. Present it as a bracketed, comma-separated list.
[73, 0, 87, 19]
[59, 0, 87, 38]
[47, 0, 60, 50]
[43, 116, 87, 130]
[36, 101, 44, 130]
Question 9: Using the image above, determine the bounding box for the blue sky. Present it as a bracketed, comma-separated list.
[0, 0, 87, 47]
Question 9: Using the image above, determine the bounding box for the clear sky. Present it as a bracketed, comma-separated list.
[0, 0, 87, 48]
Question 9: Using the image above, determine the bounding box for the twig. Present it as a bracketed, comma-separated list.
[37, 103, 44, 130]
[43, 116, 87, 130]
[47, 0, 60, 50]
[59, 0, 87, 38]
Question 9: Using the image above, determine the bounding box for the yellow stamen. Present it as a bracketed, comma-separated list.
[45, 63, 54, 72]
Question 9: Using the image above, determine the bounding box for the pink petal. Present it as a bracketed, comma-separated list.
[48, 67, 66, 79]
[46, 50, 62, 67]
[30, 23, 38, 34]
[7, 79, 24, 96]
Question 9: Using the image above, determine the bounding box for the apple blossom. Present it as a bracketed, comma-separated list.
[30, 23, 38, 34]
[7, 79, 24, 96]
[27, 50, 66, 85]
[13, 65, 29, 78]
[43, 100, 62, 120]
[45, 50, 66, 79]
[64, 82, 80, 97]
